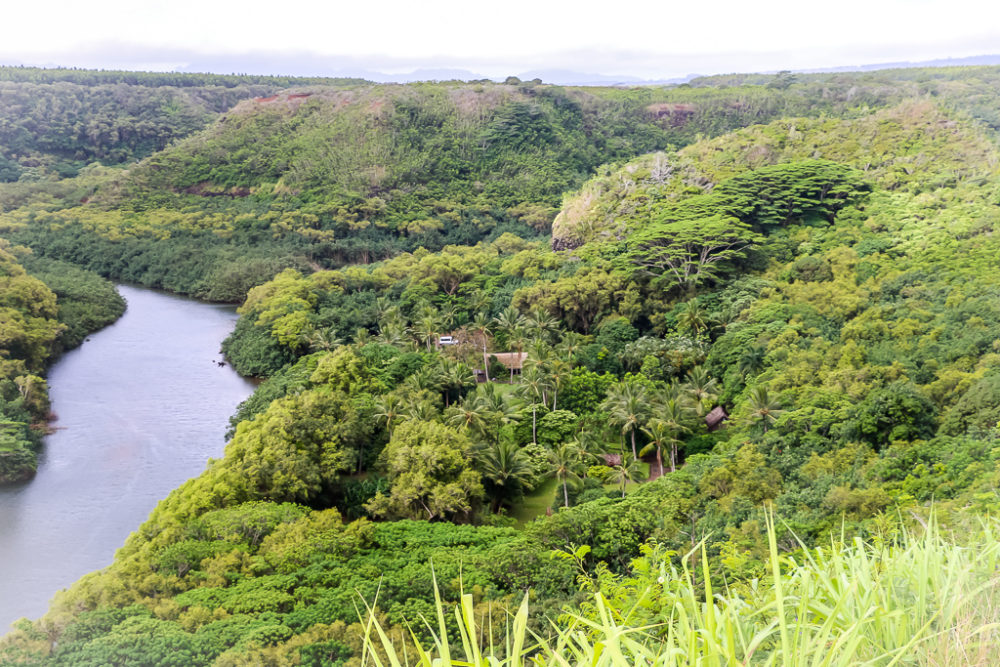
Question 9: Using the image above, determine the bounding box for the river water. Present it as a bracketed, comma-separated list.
[0, 285, 257, 631]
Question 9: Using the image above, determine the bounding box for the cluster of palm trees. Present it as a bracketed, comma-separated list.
[600, 366, 719, 478]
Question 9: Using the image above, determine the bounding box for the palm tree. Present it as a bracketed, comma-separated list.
[404, 365, 442, 396]
[558, 331, 589, 364]
[377, 319, 408, 347]
[470, 312, 493, 382]
[601, 381, 650, 460]
[353, 327, 372, 345]
[738, 345, 767, 380]
[405, 400, 440, 421]
[471, 383, 519, 444]
[507, 329, 529, 383]
[303, 326, 343, 352]
[493, 307, 527, 348]
[684, 366, 718, 416]
[517, 368, 549, 445]
[374, 296, 396, 322]
[641, 398, 690, 475]
[436, 358, 474, 407]
[414, 308, 441, 351]
[444, 400, 489, 437]
[493, 307, 527, 383]
[607, 455, 641, 498]
[477, 441, 535, 512]
[525, 308, 560, 343]
[550, 442, 586, 507]
[677, 302, 709, 336]
[747, 385, 783, 433]
[373, 394, 406, 437]
[546, 359, 573, 411]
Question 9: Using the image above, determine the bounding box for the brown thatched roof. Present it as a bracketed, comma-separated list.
[490, 352, 528, 370]
[601, 453, 623, 467]
[705, 406, 728, 431]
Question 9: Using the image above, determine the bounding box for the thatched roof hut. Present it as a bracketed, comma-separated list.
[490, 352, 528, 370]
[705, 406, 728, 431]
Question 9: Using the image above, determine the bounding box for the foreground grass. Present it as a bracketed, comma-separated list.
[361, 512, 1000, 665]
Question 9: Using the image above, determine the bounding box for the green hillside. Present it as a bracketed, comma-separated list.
[9, 67, 1000, 303]
[0, 67, 366, 180]
[4, 73, 1000, 663]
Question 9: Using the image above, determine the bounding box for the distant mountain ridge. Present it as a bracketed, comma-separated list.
[7, 50, 1000, 86]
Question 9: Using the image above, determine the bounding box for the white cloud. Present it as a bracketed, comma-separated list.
[3, 0, 998, 78]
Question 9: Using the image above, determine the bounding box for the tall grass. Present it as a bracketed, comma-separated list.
[359, 512, 1000, 665]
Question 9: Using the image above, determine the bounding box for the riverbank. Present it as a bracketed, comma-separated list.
[0, 285, 256, 629]
[0, 255, 125, 485]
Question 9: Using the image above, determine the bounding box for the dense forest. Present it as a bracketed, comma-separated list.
[2, 65, 1000, 664]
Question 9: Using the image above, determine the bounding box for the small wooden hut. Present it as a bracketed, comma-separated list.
[705, 406, 728, 432]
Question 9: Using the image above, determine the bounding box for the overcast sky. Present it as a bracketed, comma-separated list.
[3, 0, 998, 80]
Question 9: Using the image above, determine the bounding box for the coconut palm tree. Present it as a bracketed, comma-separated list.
[373, 394, 406, 437]
[546, 359, 573, 412]
[436, 358, 474, 407]
[747, 385, 783, 432]
[738, 345, 767, 380]
[684, 366, 718, 416]
[471, 383, 519, 444]
[641, 398, 690, 475]
[404, 365, 442, 396]
[601, 381, 651, 460]
[677, 302, 709, 336]
[444, 400, 489, 437]
[414, 308, 442, 352]
[477, 441, 535, 512]
[470, 312, 493, 382]
[550, 442, 586, 508]
[303, 325, 343, 352]
[607, 455, 641, 498]
[493, 306, 527, 348]
[525, 308, 560, 343]
[558, 331, 589, 364]
[517, 368, 549, 445]
[507, 329, 529, 383]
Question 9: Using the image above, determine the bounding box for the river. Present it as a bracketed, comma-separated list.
[0, 285, 257, 631]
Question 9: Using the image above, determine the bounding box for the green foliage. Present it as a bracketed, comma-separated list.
[845, 381, 938, 448]
[12, 66, 1000, 666]
[365, 420, 484, 521]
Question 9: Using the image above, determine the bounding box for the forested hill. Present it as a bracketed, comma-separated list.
[0, 67, 367, 180]
[5, 67, 1000, 662]
[6, 66, 1000, 304]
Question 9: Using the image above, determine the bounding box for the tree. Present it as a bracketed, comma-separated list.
[737, 345, 767, 380]
[629, 212, 759, 293]
[601, 381, 651, 460]
[746, 386, 783, 433]
[517, 368, 550, 445]
[677, 303, 709, 337]
[641, 398, 691, 475]
[550, 442, 586, 507]
[470, 311, 493, 381]
[683, 366, 718, 416]
[494, 306, 527, 383]
[606, 455, 641, 498]
[373, 394, 406, 437]
[477, 441, 534, 512]
[436, 358, 474, 407]
[365, 421, 483, 521]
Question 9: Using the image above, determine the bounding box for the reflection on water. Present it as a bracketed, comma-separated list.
[0, 285, 256, 631]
